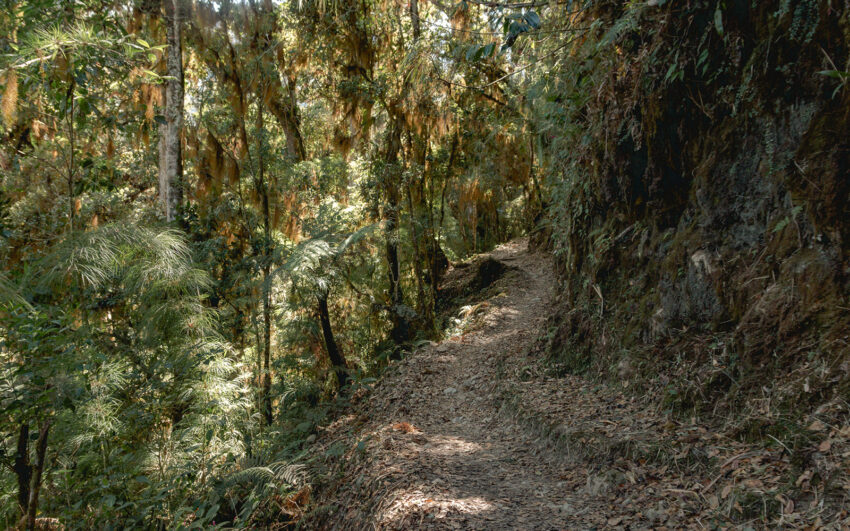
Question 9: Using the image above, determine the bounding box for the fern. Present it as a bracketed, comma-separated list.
[0, 273, 30, 310]
[226, 461, 305, 488]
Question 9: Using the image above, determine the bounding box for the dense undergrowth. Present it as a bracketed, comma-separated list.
[1, 0, 533, 527]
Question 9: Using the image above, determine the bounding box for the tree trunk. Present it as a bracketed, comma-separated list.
[262, 261, 272, 424]
[383, 4, 423, 345]
[66, 76, 76, 232]
[25, 421, 50, 531]
[161, 0, 184, 223]
[257, 92, 273, 426]
[409, 0, 421, 40]
[438, 131, 457, 233]
[269, 73, 307, 162]
[317, 292, 348, 389]
[405, 177, 428, 322]
[14, 424, 31, 517]
[255, 0, 306, 162]
[404, 132, 432, 329]
[384, 115, 409, 346]
[157, 84, 167, 214]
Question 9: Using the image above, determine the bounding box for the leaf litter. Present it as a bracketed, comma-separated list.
[298, 239, 850, 530]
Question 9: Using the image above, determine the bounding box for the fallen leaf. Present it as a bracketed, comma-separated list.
[807, 420, 827, 432]
[392, 422, 419, 434]
[818, 439, 831, 452]
[282, 486, 312, 516]
[783, 498, 794, 515]
[796, 469, 813, 487]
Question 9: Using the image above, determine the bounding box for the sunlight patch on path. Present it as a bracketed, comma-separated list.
[420, 434, 483, 456]
[379, 488, 496, 527]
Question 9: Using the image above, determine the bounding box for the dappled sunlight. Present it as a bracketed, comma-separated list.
[419, 433, 483, 457]
[4, 0, 845, 527]
[324, 246, 573, 529]
[378, 487, 497, 527]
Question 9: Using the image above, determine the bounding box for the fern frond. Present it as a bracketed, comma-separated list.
[0, 273, 31, 311]
[225, 461, 305, 488]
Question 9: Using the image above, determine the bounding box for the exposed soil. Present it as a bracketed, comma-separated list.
[301, 239, 850, 530]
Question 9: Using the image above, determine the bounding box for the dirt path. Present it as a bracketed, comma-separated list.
[304, 239, 571, 529]
[303, 239, 835, 529]
[356, 239, 570, 529]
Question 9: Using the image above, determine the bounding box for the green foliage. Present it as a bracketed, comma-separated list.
[3, 0, 842, 527]
[501, 11, 541, 50]
[1, 222, 252, 528]
[0, 0, 539, 526]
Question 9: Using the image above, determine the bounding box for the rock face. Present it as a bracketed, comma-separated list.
[542, 3, 850, 417]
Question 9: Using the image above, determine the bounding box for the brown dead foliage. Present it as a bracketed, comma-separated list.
[296, 240, 849, 529]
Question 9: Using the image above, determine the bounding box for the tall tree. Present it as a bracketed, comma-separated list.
[383, 115, 408, 345]
[256, 85, 274, 424]
[160, 0, 184, 222]
[317, 289, 348, 389]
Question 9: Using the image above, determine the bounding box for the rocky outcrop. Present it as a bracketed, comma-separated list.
[544, 1, 850, 419]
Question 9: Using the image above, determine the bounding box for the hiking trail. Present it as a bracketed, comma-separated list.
[303, 239, 761, 530]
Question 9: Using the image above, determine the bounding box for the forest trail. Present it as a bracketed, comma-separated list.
[307, 238, 573, 529]
[306, 239, 727, 529]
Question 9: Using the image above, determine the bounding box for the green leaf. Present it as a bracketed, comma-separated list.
[465, 45, 487, 62]
[137, 38, 150, 48]
[714, 7, 724, 37]
[204, 504, 220, 519]
[665, 62, 678, 82]
[818, 70, 846, 79]
[325, 441, 346, 457]
[773, 217, 790, 233]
